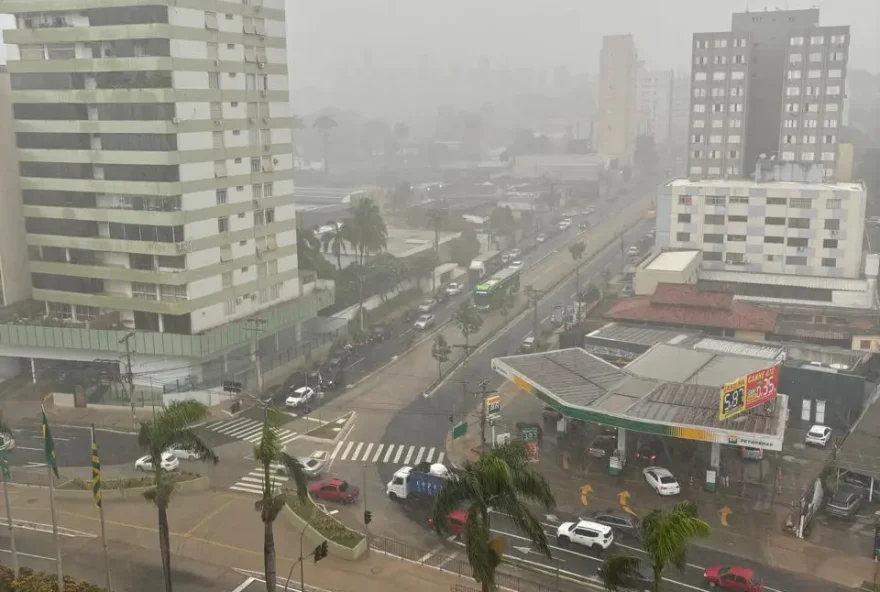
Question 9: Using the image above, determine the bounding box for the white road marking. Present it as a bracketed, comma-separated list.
[0, 548, 56, 562]
[16, 446, 43, 451]
[361, 443, 374, 462]
[417, 545, 443, 563]
[393, 445, 405, 464]
[403, 446, 415, 464]
[341, 441, 354, 460]
[351, 442, 363, 461]
[344, 357, 365, 370]
[371, 444, 384, 462]
[425, 447, 435, 463]
[230, 577, 256, 592]
[414, 446, 425, 465]
[437, 452, 445, 463]
[384, 445, 396, 463]
[212, 418, 250, 432]
[330, 441, 344, 460]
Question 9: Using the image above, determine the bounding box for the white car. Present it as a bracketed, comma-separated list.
[445, 282, 464, 296]
[805, 424, 832, 448]
[413, 314, 435, 330]
[558, 220, 571, 230]
[536, 233, 546, 243]
[509, 260, 523, 271]
[285, 386, 315, 408]
[556, 519, 614, 551]
[168, 448, 200, 461]
[290, 451, 329, 479]
[627, 246, 639, 256]
[418, 299, 437, 313]
[135, 452, 179, 472]
[643, 467, 680, 496]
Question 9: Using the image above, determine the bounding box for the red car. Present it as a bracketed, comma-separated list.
[704, 565, 763, 592]
[428, 510, 468, 537]
[309, 478, 359, 504]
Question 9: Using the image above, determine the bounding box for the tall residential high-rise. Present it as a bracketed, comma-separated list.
[636, 68, 674, 146]
[687, 9, 849, 180]
[596, 34, 638, 161]
[0, 0, 332, 388]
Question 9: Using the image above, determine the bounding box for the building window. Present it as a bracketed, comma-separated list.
[789, 53, 803, 63]
[831, 34, 846, 44]
[804, 119, 819, 128]
[677, 214, 691, 223]
[160, 285, 187, 301]
[689, 166, 702, 175]
[809, 52, 823, 62]
[693, 119, 705, 128]
[706, 196, 726, 205]
[733, 38, 747, 48]
[693, 104, 706, 113]
[730, 196, 749, 204]
[821, 258, 836, 268]
[823, 239, 838, 248]
[691, 150, 702, 159]
[711, 88, 726, 98]
[728, 215, 747, 223]
[731, 71, 745, 80]
[712, 103, 724, 113]
[693, 88, 707, 98]
[807, 69, 822, 79]
[824, 134, 836, 144]
[733, 54, 745, 64]
[783, 119, 798, 129]
[704, 234, 724, 244]
[788, 218, 810, 229]
[251, 158, 260, 173]
[703, 251, 723, 261]
[705, 214, 725, 225]
[802, 151, 816, 160]
[786, 86, 801, 97]
[216, 189, 227, 205]
[727, 234, 746, 242]
[218, 216, 229, 233]
[712, 72, 726, 81]
[787, 70, 802, 80]
[790, 198, 811, 208]
[787, 237, 808, 247]
[828, 69, 842, 78]
[785, 256, 807, 265]
[827, 199, 842, 209]
[678, 196, 693, 205]
[826, 85, 841, 96]
[790, 37, 804, 46]
[709, 135, 723, 144]
[726, 253, 745, 264]
[824, 219, 840, 230]
[765, 217, 786, 225]
[694, 72, 707, 81]
[241, 267, 249, 273]
[714, 38, 728, 48]
[714, 55, 727, 65]
[132, 282, 157, 301]
[729, 119, 742, 128]
[208, 72, 220, 89]
[785, 103, 800, 113]
[764, 236, 784, 244]
[829, 51, 845, 61]
[767, 198, 787, 206]
[676, 232, 690, 242]
[782, 151, 796, 160]
[821, 152, 836, 161]
[824, 118, 839, 128]
[810, 35, 825, 44]
[708, 167, 721, 175]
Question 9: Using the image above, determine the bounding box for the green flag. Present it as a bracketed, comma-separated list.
[41, 407, 58, 479]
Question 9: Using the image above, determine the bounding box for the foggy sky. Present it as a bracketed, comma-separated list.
[288, 0, 879, 87]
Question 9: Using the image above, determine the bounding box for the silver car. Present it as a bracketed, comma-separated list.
[279, 451, 328, 479]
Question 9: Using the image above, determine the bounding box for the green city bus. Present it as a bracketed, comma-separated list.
[473, 267, 521, 311]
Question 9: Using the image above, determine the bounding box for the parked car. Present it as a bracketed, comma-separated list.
[826, 489, 864, 518]
[805, 424, 832, 448]
[536, 233, 546, 243]
[556, 519, 614, 551]
[414, 314, 436, 330]
[418, 299, 437, 313]
[428, 509, 468, 537]
[643, 467, 680, 496]
[509, 260, 524, 271]
[285, 386, 315, 408]
[741, 447, 764, 461]
[597, 560, 652, 591]
[509, 248, 522, 260]
[558, 220, 571, 231]
[135, 452, 179, 472]
[634, 442, 659, 466]
[584, 510, 641, 541]
[626, 245, 639, 256]
[703, 565, 764, 592]
[519, 336, 537, 353]
[168, 448, 200, 461]
[309, 478, 359, 504]
[588, 435, 617, 458]
[320, 365, 345, 390]
[445, 282, 464, 296]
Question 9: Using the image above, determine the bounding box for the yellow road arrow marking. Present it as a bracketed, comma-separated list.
[579, 484, 593, 506]
[719, 506, 732, 527]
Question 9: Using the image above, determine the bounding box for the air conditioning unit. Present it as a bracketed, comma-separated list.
[171, 117, 180, 124]
[258, 62, 265, 69]
[831, 230, 839, 236]
[256, 248, 264, 259]
[235, 296, 243, 304]
[797, 246, 805, 252]
[213, 119, 222, 125]
[263, 144, 271, 151]
[213, 60, 219, 66]
[248, 117, 256, 124]
[249, 293, 257, 301]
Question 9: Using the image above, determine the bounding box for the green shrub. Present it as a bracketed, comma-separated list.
[0, 564, 108, 592]
[286, 494, 365, 548]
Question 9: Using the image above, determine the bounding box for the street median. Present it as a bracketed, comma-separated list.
[284, 495, 368, 561]
[9, 472, 209, 501]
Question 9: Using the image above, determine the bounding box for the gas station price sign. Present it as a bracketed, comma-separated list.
[718, 363, 780, 420]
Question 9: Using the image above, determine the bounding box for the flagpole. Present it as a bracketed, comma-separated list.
[0, 455, 19, 577]
[47, 463, 64, 592]
[91, 425, 112, 591]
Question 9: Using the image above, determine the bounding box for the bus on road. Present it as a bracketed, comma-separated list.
[473, 267, 521, 311]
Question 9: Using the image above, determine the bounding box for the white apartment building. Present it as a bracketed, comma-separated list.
[0, 0, 333, 389]
[637, 68, 673, 146]
[656, 162, 866, 279]
[596, 34, 638, 161]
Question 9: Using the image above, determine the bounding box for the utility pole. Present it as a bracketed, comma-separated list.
[118, 332, 137, 429]
[526, 286, 546, 346]
[619, 234, 625, 273]
[476, 379, 490, 456]
[244, 318, 267, 394]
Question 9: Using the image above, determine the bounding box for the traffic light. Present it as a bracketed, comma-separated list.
[364, 510, 372, 525]
[313, 540, 328, 563]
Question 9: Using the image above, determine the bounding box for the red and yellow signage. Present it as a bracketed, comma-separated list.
[719, 364, 780, 420]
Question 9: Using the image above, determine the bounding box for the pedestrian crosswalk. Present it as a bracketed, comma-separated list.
[207, 417, 299, 446]
[330, 441, 445, 466]
[229, 463, 287, 495]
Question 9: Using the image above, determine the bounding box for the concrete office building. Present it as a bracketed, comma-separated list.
[0, 0, 333, 389]
[657, 161, 866, 278]
[596, 34, 638, 162]
[637, 68, 674, 146]
[688, 9, 849, 180]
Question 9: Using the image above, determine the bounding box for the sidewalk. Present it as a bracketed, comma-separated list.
[447, 382, 878, 590]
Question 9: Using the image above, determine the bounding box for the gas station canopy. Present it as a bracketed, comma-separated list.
[491, 348, 787, 451]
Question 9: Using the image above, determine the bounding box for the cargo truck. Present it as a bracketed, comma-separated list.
[386, 462, 450, 501]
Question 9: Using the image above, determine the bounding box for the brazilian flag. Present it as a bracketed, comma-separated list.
[41, 407, 59, 479]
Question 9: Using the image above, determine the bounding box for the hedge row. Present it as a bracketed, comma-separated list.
[0, 565, 107, 592]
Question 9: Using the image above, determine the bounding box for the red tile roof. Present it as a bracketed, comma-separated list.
[606, 284, 777, 332]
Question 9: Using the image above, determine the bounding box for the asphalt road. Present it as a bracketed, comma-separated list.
[6, 423, 139, 469]
[483, 509, 851, 592]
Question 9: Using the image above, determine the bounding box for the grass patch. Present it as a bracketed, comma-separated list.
[59, 471, 200, 491]
[304, 411, 354, 440]
[287, 494, 365, 548]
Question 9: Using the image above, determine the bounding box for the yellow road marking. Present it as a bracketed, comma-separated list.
[183, 499, 235, 537]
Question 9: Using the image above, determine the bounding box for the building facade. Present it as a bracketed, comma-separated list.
[637, 68, 674, 146]
[0, 0, 333, 389]
[656, 163, 866, 278]
[687, 9, 850, 180]
[596, 35, 638, 161]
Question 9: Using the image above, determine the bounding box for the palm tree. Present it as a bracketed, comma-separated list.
[426, 204, 447, 291]
[253, 407, 308, 592]
[569, 240, 586, 324]
[454, 300, 483, 357]
[138, 401, 218, 592]
[312, 115, 338, 174]
[431, 334, 452, 380]
[349, 198, 387, 266]
[321, 220, 349, 271]
[432, 441, 555, 592]
[599, 501, 711, 592]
